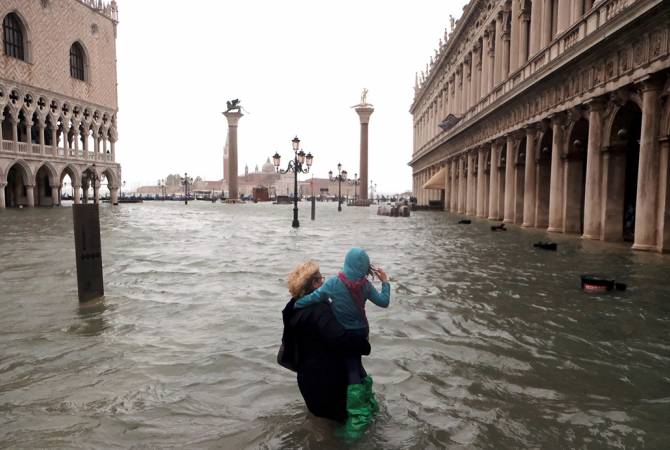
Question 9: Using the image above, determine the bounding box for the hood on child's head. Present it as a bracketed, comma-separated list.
[342, 247, 370, 280]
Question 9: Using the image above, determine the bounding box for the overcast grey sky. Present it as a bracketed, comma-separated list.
[115, 0, 468, 193]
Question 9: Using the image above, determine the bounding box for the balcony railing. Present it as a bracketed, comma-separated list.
[0, 139, 116, 164]
[414, 0, 648, 160]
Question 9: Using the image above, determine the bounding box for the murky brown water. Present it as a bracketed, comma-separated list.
[1, 202, 669, 449]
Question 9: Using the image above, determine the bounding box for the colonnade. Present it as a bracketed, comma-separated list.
[414, 0, 596, 153]
[413, 73, 670, 252]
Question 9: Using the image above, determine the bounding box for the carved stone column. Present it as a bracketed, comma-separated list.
[600, 144, 627, 241]
[0, 183, 5, 209]
[504, 135, 516, 222]
[10, 113, 18, 152]
[51, 183, 60, 206]
[582, 99, 606, 240]
[523, 126, 538, 227]
[355, 105, 374, 203]
[571, 0, 585, 24]
[51, 124, 58, 157]
[488, 143, 501, 220]
[110, 186, 119, 205]
[466, 152, 476, 215]
[557, 0, 571, 34]
[510, 0, 521, 72]
[450, 160, 458, 211]
[548, 113, 566, 232]
[26, 185, 35, 208]
[93, 179, 100, 205]
[481, 30, 492, 98]
[73, 184, 82, 205]
[455, 68, 463, 115]
[657, 138, 670, 252]
[540, 0, 552, 48]
[458, 157, 466, 214]
[464, 56, 472, 113]
[514, 140, 526, 224]
[501, 7, 512, 79]
[37, 117, 46, 155]
[519, 8, 531, 66]
[477, 148, 487, 217]
[223, 110, 244, 200]
[529, 0, 543, 56]
[494, 13, 504, 86]
[471, 44, 482, 105]
[632, 79, 663, 251]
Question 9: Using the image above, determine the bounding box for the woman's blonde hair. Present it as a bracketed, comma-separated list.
[287, 260, 320, 298]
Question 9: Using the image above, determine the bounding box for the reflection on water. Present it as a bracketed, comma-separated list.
[1, 202, 669, 449]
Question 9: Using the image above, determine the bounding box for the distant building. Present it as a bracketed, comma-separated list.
[1, 0, 122, 207]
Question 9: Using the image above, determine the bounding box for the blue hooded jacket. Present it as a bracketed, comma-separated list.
[294, 248, 391, 330]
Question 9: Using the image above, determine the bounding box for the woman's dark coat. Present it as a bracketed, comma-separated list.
[281, 298, 370, 422]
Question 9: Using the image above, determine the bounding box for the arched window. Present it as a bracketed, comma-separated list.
[69, 42, 85, 81]
[3, 13, 25, 60]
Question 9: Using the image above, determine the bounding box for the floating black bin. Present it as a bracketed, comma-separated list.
[458, 219, 471, 224]
[580, 275, 615, 293]
[534, 241, 557, 251]
[491, 223, 506, 231]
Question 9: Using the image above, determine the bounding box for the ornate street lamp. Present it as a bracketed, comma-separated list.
[329, 163, 349, 212]
[352, 173, 360, 205]
[181, 173, 193, 205]
[273, 136, 313, 228]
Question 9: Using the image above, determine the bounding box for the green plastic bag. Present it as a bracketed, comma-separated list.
[363, 375, 379, 415]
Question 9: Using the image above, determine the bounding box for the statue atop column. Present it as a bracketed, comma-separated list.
[226, 99, 241, 112]
[360, 88, 369, 105]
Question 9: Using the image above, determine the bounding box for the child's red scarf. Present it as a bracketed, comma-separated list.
[338, 272, 369, 326]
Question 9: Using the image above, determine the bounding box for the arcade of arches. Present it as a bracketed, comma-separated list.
[0, 160, 120, 207]
[411, 0, 670, 253]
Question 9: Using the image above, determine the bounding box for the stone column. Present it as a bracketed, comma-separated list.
[73, 185, 81, 205]
[632, 79, 663, 251]
[25, 122, 33, 153]
[0, 183, 5, 209]
[571, 0, 585, 23]
[63, 121, 70, 156]
[657, 138, 670, 252]
[82, 179, 89, 204]
[529, 0, 543, 56]
[51, 125, 58, 157]
[93, 179, 100, 205]
[557, 0, 571, 34]
[73, 123, 80, 156]
[548, 113, 566, 232]
[510, 0, 521, 72]
[523, 126, 538, 227]
[222, 110, 244, 201]
[466, 152, 475, 215]
[26, 185, 35, 208]
[471, 44, 481, 105]
[477, 148, 486, 217]
[10, 114, 18, 152]
[455, 69, 463, 115]
[501, 9, 512, 79]
[51, 183, 60, 206]
[450, 161, 458, 211]
[481, 30, 491, 98]
[600, 145, 626, 241]
[519, 11, 531, 67]
[504, 135, 516, 222]
[464, 58, 472, 113]
[541, 0, 552, 48]
[488, 143, 500, 220]
[355, 105, 374, 204]
[110, 138, 116, 162]
[457, 157, 464, 213]
[582, 99, 605, 239]
[38, 118, 45, 155]
[110, 187, 119, 205]
[494, 14, 503, 86]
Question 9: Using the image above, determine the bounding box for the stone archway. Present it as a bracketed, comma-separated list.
[602, 102, 642, 242]
[60, 164, 80, 204]
[563, 118, 589, 233]
[4, 160, 32, 207]
[536, 129, 553, 228]
[34, 162, 57, 206]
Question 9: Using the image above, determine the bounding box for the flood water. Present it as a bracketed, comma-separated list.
[1, 201, 669, 449]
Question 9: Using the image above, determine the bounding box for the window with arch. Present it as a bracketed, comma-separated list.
[70, 42, 85, 81]
[3, 13, 25, 60]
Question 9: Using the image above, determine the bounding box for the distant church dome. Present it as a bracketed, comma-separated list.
[262, 157, 275, 173]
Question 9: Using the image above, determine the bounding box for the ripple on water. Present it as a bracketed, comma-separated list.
[1, 203, 669, 448]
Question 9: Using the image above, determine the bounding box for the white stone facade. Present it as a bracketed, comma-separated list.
[410, 0, 670, 252]
[0, 0, 121, 207]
